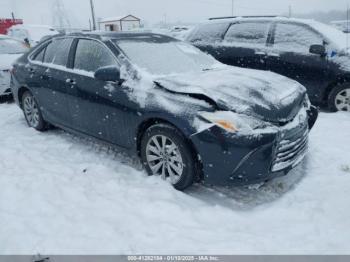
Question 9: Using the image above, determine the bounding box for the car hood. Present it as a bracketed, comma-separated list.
[0, 53, 23, 71]
[155, 67, 307, 123]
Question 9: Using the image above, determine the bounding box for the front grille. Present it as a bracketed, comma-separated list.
[272, 128, 308, 172]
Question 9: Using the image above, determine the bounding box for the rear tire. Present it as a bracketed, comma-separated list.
[22, 91, 48, 131]
[328, 84, 350, 112]
[140, 124, 196, 191]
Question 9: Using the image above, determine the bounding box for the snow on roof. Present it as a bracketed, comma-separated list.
[99, 15, 140, 23]
[331, 20, 350, 24]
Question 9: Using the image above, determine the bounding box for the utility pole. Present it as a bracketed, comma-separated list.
[52, 0, 71, 30]
[347, 4, 349, 49]
[90, 0, 97, 31]
[11, 12, 15, 20]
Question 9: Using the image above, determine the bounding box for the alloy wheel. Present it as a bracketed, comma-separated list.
[23, 95, 40, 128]
[146, 135, 184, 184]
[335, 88, 350, 112]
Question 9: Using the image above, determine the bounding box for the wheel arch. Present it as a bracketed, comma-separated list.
[17, 86, 31, 109]
[323, 79, 350, 103]
[136, 117, 203, 181]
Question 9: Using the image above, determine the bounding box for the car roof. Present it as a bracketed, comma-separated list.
[61, 31, 178, 42]
[205, 16, 319, 26]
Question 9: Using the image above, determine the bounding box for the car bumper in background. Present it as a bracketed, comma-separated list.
[190, 106, 318, 186]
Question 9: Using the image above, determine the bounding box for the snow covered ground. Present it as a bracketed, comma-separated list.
[0, 102, 349, 255]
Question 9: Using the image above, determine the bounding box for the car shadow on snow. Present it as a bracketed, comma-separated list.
[41, 126, 309, 211]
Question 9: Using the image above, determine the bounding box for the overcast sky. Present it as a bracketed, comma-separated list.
[0, 0, 349, 28]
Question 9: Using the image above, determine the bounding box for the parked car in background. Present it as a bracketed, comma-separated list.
[11, 32, 317, 190]
[0, 35, 28, 97]
[7, 24, 59, 47]
[0, 18, 23, 35]
[169, 26, 192, 40]
[187, 16, 350, 112]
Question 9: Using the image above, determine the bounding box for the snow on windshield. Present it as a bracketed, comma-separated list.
[117, 40, 217, 75]
[308, 20, 348, 50]
[0, 38, 27, 54]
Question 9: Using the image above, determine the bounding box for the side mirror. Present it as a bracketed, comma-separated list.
[94, 66, 121, 82]
[309, 44, 326, 56]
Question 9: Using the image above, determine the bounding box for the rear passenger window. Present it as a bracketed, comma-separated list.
[44, 38, 73, 66]
[188, 23, 229, 43]
[74, 39, 116, 73]
[224, 22, 270, 46]
[273, 23, 324, 54]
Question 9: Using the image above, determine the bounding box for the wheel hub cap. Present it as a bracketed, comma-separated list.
[146, 135, 184, 184]
[335, 88, 350, 111]
[23, 96, 40, 127]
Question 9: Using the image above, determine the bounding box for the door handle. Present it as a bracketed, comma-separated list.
[66, 78, 76, 85]
[41, 74, 52, 80]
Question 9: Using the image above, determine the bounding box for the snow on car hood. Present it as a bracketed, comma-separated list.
[0, 54, 22, 70]
[155, 66, 307, 123]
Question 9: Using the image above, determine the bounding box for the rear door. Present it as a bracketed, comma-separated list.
[219, 21, 272, 70]
[33, 38, 74, 126]
[266, 22, 330, 102]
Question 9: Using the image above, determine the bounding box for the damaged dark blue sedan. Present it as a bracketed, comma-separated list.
[11, 32, 318, 190]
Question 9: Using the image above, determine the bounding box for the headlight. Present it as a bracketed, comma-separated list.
[198, 111, 266, 133]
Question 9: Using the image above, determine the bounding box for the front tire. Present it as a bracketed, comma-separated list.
[328, 85, 350, 112]
[140, 124, 196, 191]
[22, 91, 48, 131]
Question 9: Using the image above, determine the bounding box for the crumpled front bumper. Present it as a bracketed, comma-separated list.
[190, 106, 318, 186]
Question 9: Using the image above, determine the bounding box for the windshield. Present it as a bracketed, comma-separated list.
[116, 39, 218, 75]
[0, 38, 28, 54]
[309, 20, 348, 50]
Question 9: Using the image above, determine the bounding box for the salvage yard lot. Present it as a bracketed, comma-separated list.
[0, 102, 349, 254]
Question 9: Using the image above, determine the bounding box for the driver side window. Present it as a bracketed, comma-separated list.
[74, 39, 116, 73]
[273, 23, 324, 54]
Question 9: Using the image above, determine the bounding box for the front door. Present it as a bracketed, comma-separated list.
[266, 22, 330, 102]
[65, 38, 131, 148]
